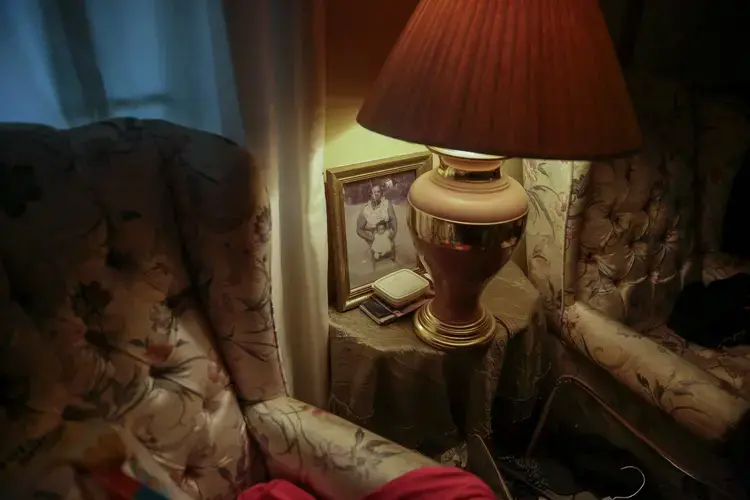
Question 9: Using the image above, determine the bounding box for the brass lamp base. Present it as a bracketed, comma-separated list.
[413, 299, 496, 349]
[407, 147, 528, 350]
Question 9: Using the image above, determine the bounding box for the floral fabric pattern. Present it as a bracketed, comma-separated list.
[0, 120, 258, 499]
[147, 121, 285, 403]
[0, 119, 431, 499]
[5, 421, 192, 499]
[561, 302, 749, 441]
[644, 324, 750, 402]
[526, 73, 698, 331]
[538, 341, 744, 498]
[524, 72, 750, 485]
[245, 396, 436, 500]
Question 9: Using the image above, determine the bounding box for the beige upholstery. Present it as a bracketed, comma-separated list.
[0, 119, 434, 498]
[525, 73, 750, 491]
[644, 324, 750, 401]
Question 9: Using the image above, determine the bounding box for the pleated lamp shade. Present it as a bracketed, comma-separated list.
[357, 0, 642, 160]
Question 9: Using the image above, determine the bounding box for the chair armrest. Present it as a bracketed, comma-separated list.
[244, 396, 437, 499]
[562, 302, 750, 441]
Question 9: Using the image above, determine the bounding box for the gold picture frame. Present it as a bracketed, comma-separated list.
[326, 152, 431, 311]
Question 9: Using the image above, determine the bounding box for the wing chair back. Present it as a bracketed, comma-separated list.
[694, 95, 750, 260]
[525, 73, 750, 331]
[0, 119, 284, 496]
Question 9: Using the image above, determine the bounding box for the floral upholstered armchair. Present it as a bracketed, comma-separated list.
[524, 74, 750, 494]
[0, 119, 435, 498]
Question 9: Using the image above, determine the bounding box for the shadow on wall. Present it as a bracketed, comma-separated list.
[600, 0, 750, 89]
[323, 0, 423, 169]
[324, 0, 419, 135]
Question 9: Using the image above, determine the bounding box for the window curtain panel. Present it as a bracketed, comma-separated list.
[0, 0, 329, 406]
[0, 0, 243, 142]
[223, 0, 329, 407]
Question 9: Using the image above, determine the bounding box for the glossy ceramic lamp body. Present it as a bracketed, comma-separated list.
[358, 0, 641, 349]
[408, 149, 527, 348]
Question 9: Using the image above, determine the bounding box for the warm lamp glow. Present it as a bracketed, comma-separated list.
[324, 98, 425, 169]
[325, 123, 425, 170]
[353, 0, 641, 350]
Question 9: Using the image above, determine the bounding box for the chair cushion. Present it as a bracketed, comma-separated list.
[0, 121, 265, 498]
[644, 324, 750, 401]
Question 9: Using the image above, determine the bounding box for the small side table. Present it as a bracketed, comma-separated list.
[328, 261, 548, 458]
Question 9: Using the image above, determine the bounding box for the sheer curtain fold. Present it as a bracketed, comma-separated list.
[0, 0, 330, 407]
[224, 0, 329, 407]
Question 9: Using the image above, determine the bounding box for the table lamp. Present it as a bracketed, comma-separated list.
[358, 0, 642, 349]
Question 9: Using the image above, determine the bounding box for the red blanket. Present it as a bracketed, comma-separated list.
[238, 466, 495, 499]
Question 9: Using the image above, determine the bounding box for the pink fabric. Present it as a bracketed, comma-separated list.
[364, 467, 495, 500]
[238, 467, 494, 500]
[238, 479, 315, 500]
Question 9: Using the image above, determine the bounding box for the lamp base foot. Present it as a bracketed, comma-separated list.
[413, 300, 496, 350]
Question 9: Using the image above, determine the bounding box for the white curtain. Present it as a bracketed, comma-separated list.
[223, 0, 329, 407]
[0, 0, 330, 407]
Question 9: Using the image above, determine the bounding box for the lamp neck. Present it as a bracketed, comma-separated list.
[435, 160, 504, 182]
[428, 146, 510, 178]
[431, 149, 513, 185]
[429, 152, 515, 196]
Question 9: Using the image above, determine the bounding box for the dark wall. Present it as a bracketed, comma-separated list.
[601, 0, 750, 93]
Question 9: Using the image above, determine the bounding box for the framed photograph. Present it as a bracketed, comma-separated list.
[326, 152, 431, 311]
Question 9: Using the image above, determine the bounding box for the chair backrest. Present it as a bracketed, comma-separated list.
[525, 73, 749, 330]
[693, 96, 750, 255]
[0, 119, 284, 497]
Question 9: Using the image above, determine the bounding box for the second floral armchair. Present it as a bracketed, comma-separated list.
[524, 73, 750, 495]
